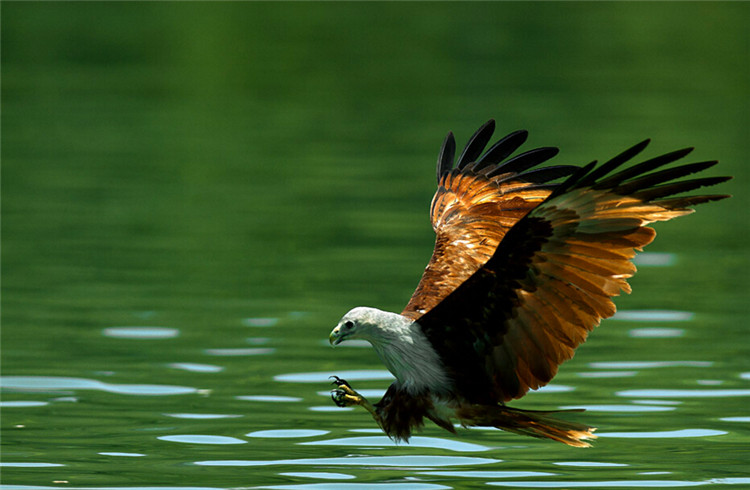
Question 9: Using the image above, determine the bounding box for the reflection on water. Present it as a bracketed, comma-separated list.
[559, 404, 675, 412]
[247, 429, 328, 438]
[102, 327, 180, 339]
[598, 429, 726, 439]
[0, 463, 65, 468]
[486, 479, 750, 487]
[279, 472, 355, 480]
[168, 362, 225, 373]
[165, 413, 243, 419]
[300, 435, 491, 452]
[193, 455, 501, 467]
[618, 389, 750, 398]
[610, 310, 694, 322]
[628, 328, 685, 338]
[258, 484, 451, 490]
[158, 435, 247, 445]
[99, 452, 146, 457]
[590, 361, 712, 369]
[0, 376, 196, 395]
[235, 395, 302, 402]
[418, 470, 555, 478]
[242, 317, 279, 327]
[203, 348, 276, 356]
[632, 252, 677, 267]
[275, 370, 395, 383]
[576, 371, 637, 378]
[554, 462, 628, 467]
[0, 487, 224, 490]
[0, 400, 49, 407]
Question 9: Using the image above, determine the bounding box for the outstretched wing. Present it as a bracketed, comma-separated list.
[402, 120, 578, 318]
[413, 139, 731, 404]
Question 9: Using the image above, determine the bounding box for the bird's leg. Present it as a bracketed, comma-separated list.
[330, 376, 381, 425]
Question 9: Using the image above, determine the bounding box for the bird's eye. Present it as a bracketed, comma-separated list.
[344, 320, 354, 329]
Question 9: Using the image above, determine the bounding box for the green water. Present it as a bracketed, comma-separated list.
[2, 2, 749, 488]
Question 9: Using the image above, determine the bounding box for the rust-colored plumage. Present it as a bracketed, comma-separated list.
[329, 119, 730, 447]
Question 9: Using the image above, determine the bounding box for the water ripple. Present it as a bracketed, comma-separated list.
[99, 452, 146, 457]
[257, 484, 450, 489]
[577, 371, 637, 378]
[633, 252, 676, 266]
[242, 317, 278, 327]
[165, 413, 243, 420]
[204, 348, 275, 356]
[236, 395, 302, 402]
[275, 370, 394, 383]
[720, 416, 750, 422]
[0, 462, 65, 467]
[559, 404, 675, 412]
[418, 470, 555, 478]
[158, 434, 247, 445]
[193, 455, 500, 467]
[102, 327, 179, 339]
[610, 310, 694, 322]
[247, 429, 329, 438]
[628, 328, 685, 338]
[1, 487, 223, 490]
[486, 479, 750, 487]
[554, 462, 628, 467]
[278, 472, 355, 480]
[618, 389, 750, 398]
[598, 429, 726, 439]
[0, 376, 196, 396]
[0, 400, 49, 407]
[300, 435, 490, 452]
[591, 361, 712, 369]
[168, 362, 224, 373]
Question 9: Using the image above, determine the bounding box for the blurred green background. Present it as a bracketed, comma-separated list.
[2, 2, 748, 487]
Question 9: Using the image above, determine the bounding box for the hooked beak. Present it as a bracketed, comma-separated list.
[329, 327, 343, 346]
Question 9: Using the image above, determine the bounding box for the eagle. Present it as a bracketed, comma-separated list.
[327, 120, 730, 447]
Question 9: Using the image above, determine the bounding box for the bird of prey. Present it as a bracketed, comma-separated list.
[328, 119, 730, 447]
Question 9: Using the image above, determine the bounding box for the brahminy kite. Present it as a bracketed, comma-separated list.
[328, 119, 730, 447]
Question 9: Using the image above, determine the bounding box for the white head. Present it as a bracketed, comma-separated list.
[329, 306, 409, 346]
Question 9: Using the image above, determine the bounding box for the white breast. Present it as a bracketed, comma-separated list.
[371, 320, 451, 395]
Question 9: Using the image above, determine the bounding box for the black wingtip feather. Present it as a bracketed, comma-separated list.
[475, 130, 529, 169]
[437, 131, 456, 183]
[656, 194, 731, 209]
[614, 161, 720, 196]
[486, 147, 560, 177]
[577, 139, 651, 188]
[513, 165, 580, 184]
[591, 147, 694, 190]
[456, 119, 496, 170]
[632, 176, 732, 202]
[546, 161, 598, 200]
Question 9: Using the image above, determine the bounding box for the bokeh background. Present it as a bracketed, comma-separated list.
[2, 2, 748, 488]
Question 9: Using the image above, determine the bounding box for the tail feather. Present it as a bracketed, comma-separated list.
[461, 405, 597, 448]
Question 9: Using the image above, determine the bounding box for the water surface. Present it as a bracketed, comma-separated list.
[2, 2, 748, 488]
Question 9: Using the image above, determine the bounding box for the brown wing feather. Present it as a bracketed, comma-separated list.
[403, 122, 570, 319]
[413, 137, 730, 404]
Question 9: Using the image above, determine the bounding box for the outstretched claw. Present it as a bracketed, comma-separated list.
[329, 376, 361, 407]
[329, 375, 352, 389]
[328, 376, 385, 431]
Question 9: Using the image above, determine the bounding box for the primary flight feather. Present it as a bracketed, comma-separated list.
[328, 119, 730, 447]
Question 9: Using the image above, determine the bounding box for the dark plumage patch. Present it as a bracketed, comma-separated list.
[374, 384, 435, 442]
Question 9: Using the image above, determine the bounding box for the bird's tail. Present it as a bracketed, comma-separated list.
[461, 405, 597, 447]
